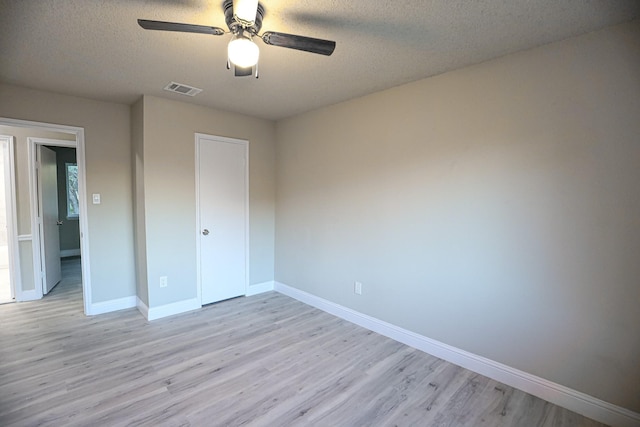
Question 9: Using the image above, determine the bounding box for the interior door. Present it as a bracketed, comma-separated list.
[38, 146, 62, 294]
[197, 134, 247, 305]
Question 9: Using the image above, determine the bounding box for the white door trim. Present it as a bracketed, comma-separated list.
[1, 117, 92, 315]
[0, 135, 20, 302]
[194, 133, 250, 306]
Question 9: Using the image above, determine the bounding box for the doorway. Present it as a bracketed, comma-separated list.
[30, 141, 80, 296]
[0, 117, 91, 314]
[195, 133, 248, 305]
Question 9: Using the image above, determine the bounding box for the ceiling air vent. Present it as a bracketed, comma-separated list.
[163, 81, 203, 97]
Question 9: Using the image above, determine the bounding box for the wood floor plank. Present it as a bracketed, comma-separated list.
[0, 258, 607, 426]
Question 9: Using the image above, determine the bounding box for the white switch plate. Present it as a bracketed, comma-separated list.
[354, 281, 362, 295]
[92, 193, 101, 204]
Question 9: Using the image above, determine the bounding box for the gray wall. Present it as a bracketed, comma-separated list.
[0, 84, 136, 303]
[275, 20, 640, 412]
[135, 96, 276, 308]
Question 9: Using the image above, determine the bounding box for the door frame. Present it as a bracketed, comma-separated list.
[29, 139, 73, 296]
[0, 117, 92, 315]
[0, 135, 20, 302]
[194, 132, 249, 305]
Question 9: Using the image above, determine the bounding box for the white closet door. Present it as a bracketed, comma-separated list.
[197, 134, 248, 305]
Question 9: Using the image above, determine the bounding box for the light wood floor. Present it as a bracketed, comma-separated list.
[0, 262, 606, 426]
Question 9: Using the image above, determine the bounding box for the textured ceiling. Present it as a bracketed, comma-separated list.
[1, 0, 639, 120]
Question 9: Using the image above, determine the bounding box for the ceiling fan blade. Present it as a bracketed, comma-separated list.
[261, 31, 336, 56]
[137, 19, 225, 36]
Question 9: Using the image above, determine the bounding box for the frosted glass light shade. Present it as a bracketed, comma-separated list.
[228, 36, 259, 68]
[234, 0, 259, 23]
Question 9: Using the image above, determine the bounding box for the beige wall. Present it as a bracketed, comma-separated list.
[0, 84, 136, 303]
[275, 20, 640, 412]
[137, 96, 276, 308]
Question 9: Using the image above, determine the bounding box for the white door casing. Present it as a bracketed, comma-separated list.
[0, 135, 19, 303]
[196, 133, 248, 305]
[37, 145, 62, 294]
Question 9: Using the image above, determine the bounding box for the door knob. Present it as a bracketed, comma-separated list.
[202, 229, 209, 236]
[57, 220, 63, 226]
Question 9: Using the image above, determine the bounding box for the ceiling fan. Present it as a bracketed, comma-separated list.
[138, 0, 336, 78]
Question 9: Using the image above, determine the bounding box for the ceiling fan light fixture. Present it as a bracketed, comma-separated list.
[138, 0, 336, 78]
[228, 33, 259, 68]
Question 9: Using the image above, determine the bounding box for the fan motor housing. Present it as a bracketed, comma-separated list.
[223, 0, 265, 35]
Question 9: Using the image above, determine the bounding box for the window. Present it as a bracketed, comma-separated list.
[66, 163, 79, 219]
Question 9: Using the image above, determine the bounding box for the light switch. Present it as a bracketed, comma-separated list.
[92, 194, 101, 204]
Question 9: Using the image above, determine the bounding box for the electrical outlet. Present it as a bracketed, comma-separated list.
[354, 281, 362, 295]
[160, 276, 168, 288]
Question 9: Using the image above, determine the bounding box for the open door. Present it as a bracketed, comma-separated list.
[37, 145, 62, 294]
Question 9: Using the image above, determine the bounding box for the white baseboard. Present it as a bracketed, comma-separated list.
[274, 282, 640, 427]
[87, 295, 136, 316]
[246, 280, 274, 296]
[16, 289, 40, 302]
[60, 249, 81, 258]
[139, 297, 201, 321]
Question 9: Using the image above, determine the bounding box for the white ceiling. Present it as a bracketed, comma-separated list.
[1, 0, 638, 120]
